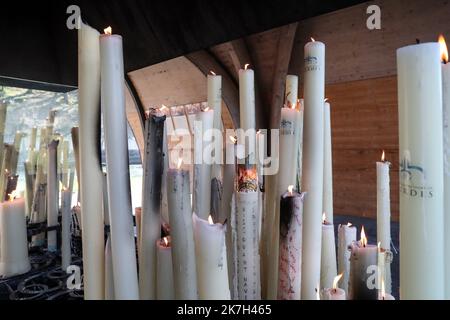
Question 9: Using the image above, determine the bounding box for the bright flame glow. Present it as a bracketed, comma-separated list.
[287, 185, 294, 195]
[311, 37, 316, 42]
[104, 26, 112, 35]
[203, 107, 210, 112]
[177, 158, 183, 169]
[347, 222, 352, 227]
[439, 35, 448, 63]
[163, 237, 169, 247]
[360, 226, 367, 247]
[333, 273, 343, 290]
[8, 190, 19, 202]
[316, 282, 320, 300]
[208, 215, 214, 225]
[322, 212, 327, 224]
[381, 150, 385, 162]
[244, 63, 250, 70]
[210, 70, 216, 76]
[381, 279, 386, 299]
[160, 105, 167, 111]
[324, 98, 329, 103]
[229, 136, 237, 144]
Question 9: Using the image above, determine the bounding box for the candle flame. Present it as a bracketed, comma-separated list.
[439, 35, 448, 63]
[210, 70, 216, 76]
[160, 104, 167, 111]
[256, 130, 261, 135]
[316, 282, 320, 300]
[378, 241, 382, 251]
[311, 37, 316, 42]
[360, 226, 367, 247]
[177, 158, 183, 169]
[229, 136, 237, 144]
[381, 150, 386, 162]
[333, 273, 343, 290]
[244, 63, 250, 70]
[287, 185, 294, 195]
[8, 190, 19, 202]
[347, 222, 352, 227]
[322, 212, 327, 224]
[203, 107, 210, 112]
[324, 98, 329, 103]
[208, 215, 214, 225]
[163, 237, 169, 247]
[104, 26, 112, 35]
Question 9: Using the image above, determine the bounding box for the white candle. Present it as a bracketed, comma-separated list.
[238, 65, 256, 163]
[301, 38, 326, 300]
[323, 100, 334, 223]
[193, 108, 214, 219]
[321, 214, 337, 290]
[376, 151, 392, 294]
[156, 237, 174, 300]
[78, 22, 106, 300]
[349, 227, 378, 300]
[100, 27, 139, 300]
[47, 139, 59, 253]
[277, 186, 304, 300]
[167, 164, 198, 299]
[105, 233, 115, 300]
[285, 75, 298, 109]
[378, 279, 395, 300]
[397, 42, 444, 299]
[139, 109, 166, 300]
[0, 194, 31, 277]
[321, 274, 346, 300]
[61, 187, 72, 270]
[440, 35, 450, 299]
[337, 223, 356, 296]
[193, 214, 230, 300]
[208, 72, 223, 181]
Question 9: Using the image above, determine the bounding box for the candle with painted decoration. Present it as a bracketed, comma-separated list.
[301, 37, 326, 300]
[321, 274, 346, 300]
[320, 213, 337, 290]
[193, 107, 214, 220]
[0, 191, 31, 277]
[156, 237, 174, 300]
[397, 41, 444, 299]
[349, 227, 378, 300]
[100, 26, 139, 299]
[193, 214, 230, 300]
[440, 35, 450, 300]
[376, 150, 392, 294]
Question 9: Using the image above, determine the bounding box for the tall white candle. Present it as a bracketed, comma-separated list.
[167, 165, 198, 299]
[238, 65, 256, 163]
[156, 237, 174, 300]
[440, 35, 450, 299]
[321, 214, 337, 290]
[376, 151, 392, 294]
[61, 187, 72, 270]
[100, 27, 139, 300]
[193, 214, 230, 300]
[397, 42, 444, 299]
[139, 109, 166, 300]
[337, 223, 356, 296]
[78, 22, 105, 299]
[323, 100, 334, 223]
[301, 39, 326, 300]
[208, 72, 223, 181]
[193, 108, 214, 219]
[277, 187, 304, 300]
[47, 139, 59, 253]
[0, 194, 31, 277]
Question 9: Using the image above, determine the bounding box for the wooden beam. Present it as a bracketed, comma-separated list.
[269, 22, 298, 129]
[186, 50, 239, 129]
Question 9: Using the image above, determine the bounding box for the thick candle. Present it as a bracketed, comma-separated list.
[301, 39, 326, 300]
[337, 223, 356, 296]
[156, 237, 175, 300]
[397, 42, 444, 299]
[100, 27, 139, 299]
[321, 274, 346, 300]
[321, 214, 337, 290]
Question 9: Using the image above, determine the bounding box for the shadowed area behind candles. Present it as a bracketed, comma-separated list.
[334, 215, 399, 300]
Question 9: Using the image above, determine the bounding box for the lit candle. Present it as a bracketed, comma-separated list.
[78, 22, 105, 299]
[321, 274, 346, 300]
[193, 214, 230, 300]
[167, 159, 198, 299]
[139, 108, 166, 300]
[378, 279, 395, 300]
[47, 139, 59, 253]
[349, 227, 378, 300]
[323, 99, 334, 223]
[156, 237, 175, 300]
[440, 35, 450, 299]
[0, 191, 31, 277]
[337, 223, 356, 296]
[376, 150, 392, 294]
[301, 38, 326, 300]
[321, 213, 337, 290]
[285, 75, 298, 109]
[193, 107, 214, 220]
[397, 41, 444, 299]
[277, 186, 305, 300]
[101, 26, 139, 299]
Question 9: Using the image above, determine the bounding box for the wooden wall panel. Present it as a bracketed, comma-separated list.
[326, 76, 399, 221]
